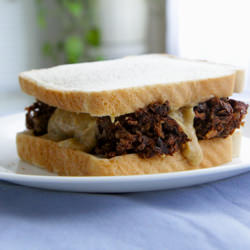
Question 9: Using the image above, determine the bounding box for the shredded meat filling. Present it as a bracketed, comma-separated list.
[194, 97, 248, 139]
[94, 101, 189, 158]
[25, 101, 55, 136]
[25, 97, 248, 158]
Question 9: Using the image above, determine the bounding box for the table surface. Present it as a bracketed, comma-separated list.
[1, 92, 250, 250]
[1, 173, 250, 250]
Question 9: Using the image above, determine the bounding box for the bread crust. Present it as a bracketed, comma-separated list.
[16, 132, 232, 176]
[19, 74, 235, 117]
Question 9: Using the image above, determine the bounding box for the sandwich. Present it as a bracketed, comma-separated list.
[16, 54, 248, 176]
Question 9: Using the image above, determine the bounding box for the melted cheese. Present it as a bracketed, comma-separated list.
[47, 109, 97, 152]
[169, 108, 203, 166]
[47, 107, 203, 164]
[110, 116, 115, 123]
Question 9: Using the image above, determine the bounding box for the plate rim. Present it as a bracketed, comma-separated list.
[0, 159, 250, 183]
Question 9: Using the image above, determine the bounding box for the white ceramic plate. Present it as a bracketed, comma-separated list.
[0, 112, 250, 193]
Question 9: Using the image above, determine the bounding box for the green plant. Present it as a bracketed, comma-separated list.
[36, 0, 102, 64]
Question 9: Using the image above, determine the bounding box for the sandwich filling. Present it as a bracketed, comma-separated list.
[25, 97, 248, 164]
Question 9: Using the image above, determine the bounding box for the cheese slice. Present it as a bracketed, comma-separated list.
[169, 107, 203, 166]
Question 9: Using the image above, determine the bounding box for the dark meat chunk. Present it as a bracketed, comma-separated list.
[194, 97, 248, 139]
[94, 101, 189, 159]
[25, 101, 55, 136]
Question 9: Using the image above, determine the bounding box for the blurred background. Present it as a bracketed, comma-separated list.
[0, 0, 250, 115]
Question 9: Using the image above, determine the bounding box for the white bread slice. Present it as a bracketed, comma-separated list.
[232, 130, 241, 158]
[234, 68, 245, 92]
[16, 132, 236, 176]
[19, 54, 244, 117]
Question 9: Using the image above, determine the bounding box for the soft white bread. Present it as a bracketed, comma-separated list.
[16, 132, 236, 176]
[19, 54, 244, 117]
